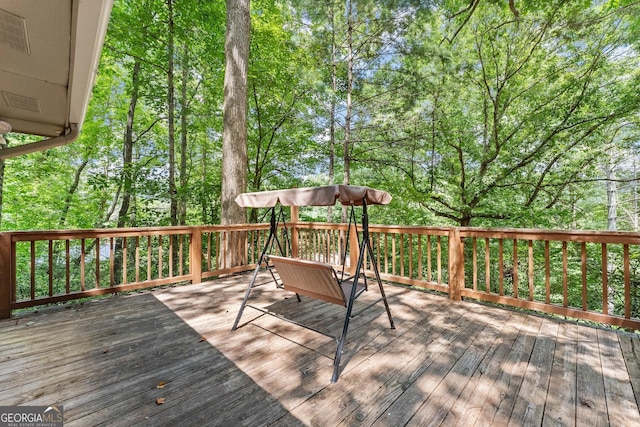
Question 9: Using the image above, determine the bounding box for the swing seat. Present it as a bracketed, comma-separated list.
[269, 256, 366, 306]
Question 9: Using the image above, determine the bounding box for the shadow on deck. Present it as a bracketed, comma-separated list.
[1, 271, 639, 426]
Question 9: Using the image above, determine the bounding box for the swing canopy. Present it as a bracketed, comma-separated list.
[235, 185, 392, 208]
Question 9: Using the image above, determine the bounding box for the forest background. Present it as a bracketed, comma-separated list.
[1, 0, 639, 233]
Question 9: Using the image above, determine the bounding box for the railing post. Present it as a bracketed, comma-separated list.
[448, 228, 464, 301]
[290, 206, 299, 258]
[190, 227, 202, 284]
[349, 223, 359, 276]
[0, 233, 12, 318]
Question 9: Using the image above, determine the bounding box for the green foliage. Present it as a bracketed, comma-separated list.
[344, 0, 640, 228]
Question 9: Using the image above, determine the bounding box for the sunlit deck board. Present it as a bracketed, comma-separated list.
[619, 333, 640, 409]
[543, 322, 578, 426]
[0, 271, 639, 426]
[576, 325, 609, 425]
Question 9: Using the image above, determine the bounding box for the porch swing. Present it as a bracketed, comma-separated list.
[230, 185, 395, 383]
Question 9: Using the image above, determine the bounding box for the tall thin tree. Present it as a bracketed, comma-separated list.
[221, 0, 250, 226]
[167, 0, 178, 227]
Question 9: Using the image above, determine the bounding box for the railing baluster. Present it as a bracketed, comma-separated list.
[602, 243, 608, 315]
[408, 234, 413, 279]
[29, 241, 35, 300]
[528, 240, 534, 301]
[96, 238, 101, 289]
[512, 239, 519, 299]
[169, 234, 174, 277]
[315, 230, 319, 261]
[179, 234, 184, 276]
[66, 239, 70, 294]
[81, 238, 87, 291]
[437, 235, 442, 285]
[427, 235, 432, 282]
[485, 238, 490, 293]
[147, 236, 152, 281]
[562, 241, 568, 308]
[244, 230, 248, 266]
[582, 242, 587, 311]
[49, 240, 53, 296]
[215, 232, 220, 270]
[399, 234, 405, 277]
[392, 234, 397, 275]
[499, 239, 504, 296]
[384, 233, 389, 274]
[417, 235, 422, 281]
[545, 241, 550, 304]
[472, 237, 478, 292]
[122, 237, 127, 285]
[110, 237, 114, 286]
[135, 237, 140, 283]
[158, 235, 163, 279]
[207, 232, 212, 270]
[624, 244, 630, 319]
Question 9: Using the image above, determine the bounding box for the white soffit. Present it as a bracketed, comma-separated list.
[0, 0, 114, 138]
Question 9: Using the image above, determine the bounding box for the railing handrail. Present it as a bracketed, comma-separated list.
[458, 226, 640, 244]
[3, 223, 273, 242]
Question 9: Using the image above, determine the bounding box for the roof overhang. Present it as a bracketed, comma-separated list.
[0, 0, 114, 158]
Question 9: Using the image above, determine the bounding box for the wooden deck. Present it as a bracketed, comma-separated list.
[1, 271, 639, 426]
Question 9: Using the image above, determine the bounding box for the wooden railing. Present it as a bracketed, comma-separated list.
[0, 224, 272, 318]
[1, 221, 639, 330]
[290, 221, 640, 330]
[456, 228, 640, 330]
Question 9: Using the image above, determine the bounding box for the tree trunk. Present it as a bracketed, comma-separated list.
[606, 160, 617, 231]
[117, 60, 140, 229]
[342, 0, 354, 223]
[167, 0, 178, 228]
[605, 157, 617, 315]
[221, 0, 250, 226]
[59, 158, 89, 228]
[221, 0, 250, 268]
[633, 157, 638, 231]
[114, 60, 141, 284]
[178, 43, 189, 226]
[327, 1, 336, 223]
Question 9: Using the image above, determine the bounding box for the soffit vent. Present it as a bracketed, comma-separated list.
[0, 8, 30, 55]
[3, 92, 41, 113]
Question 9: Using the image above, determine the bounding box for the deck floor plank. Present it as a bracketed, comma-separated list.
[508, 318, 559, 426]
[473, 313, 544, 426]
[438, 311, 521, 426]
[296, 295, 458, 426]
[405, 307, 513, 426]
[0, 297, 189, 402]
[332, 299, 463, 426]
[1, 271, 639, 426]
[619, 333, 640, 410]
[597, 329, 640, 426]
[575, 324, 609, 426]
[369, 304, 505, 427]
[542, 321, 578, 427]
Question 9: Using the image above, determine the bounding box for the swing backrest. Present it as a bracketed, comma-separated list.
[270, 256, 364, 306]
